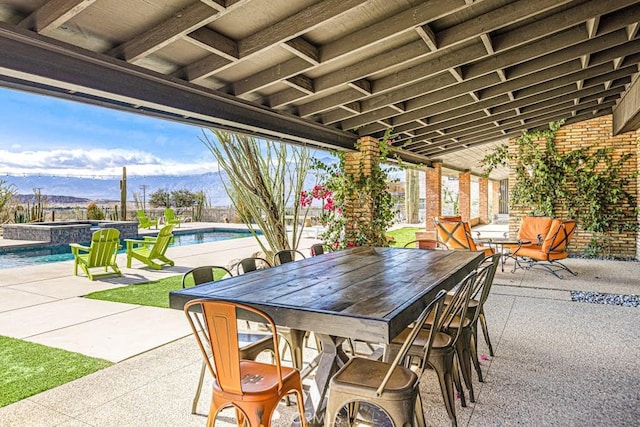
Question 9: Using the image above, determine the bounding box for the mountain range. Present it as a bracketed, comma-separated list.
[6, 172, 235, 206]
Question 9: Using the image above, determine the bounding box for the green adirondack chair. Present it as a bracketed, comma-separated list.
[70, 228, 122, 280]
[125, 224, 175, 270]
[163, 208, 181, 227]
[136, 210, 158, 229]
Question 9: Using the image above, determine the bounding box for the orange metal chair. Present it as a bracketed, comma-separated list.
[182, 266, 276, 415]
[512, 219, 577, 278]
[184, 299, 307, 427]
[403, 239, 449, 250]
[434, 218, 494, 256]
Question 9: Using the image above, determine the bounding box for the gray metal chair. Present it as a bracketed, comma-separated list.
[273, 249, 306, 265]
[235, 256, 272, 275]
[325, 290, 447, 427]
[388, 270, 477, 426]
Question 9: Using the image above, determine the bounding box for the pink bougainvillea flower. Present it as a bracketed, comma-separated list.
[456, 392, 461, 399]
[481, 354, 488, 361]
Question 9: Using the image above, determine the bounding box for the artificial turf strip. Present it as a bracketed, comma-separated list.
[0, 335, 112, 408]
[85, 269, 229, 308]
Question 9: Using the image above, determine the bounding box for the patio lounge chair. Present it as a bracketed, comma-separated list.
[70, 228, 122, 280]
[136, 209, 158, 229]
[164, 208, 181, 227]
[434, 218, 494, 256]
[511, 219, 577, 278]
[125, 224, 175, 270]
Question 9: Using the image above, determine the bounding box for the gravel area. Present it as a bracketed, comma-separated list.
[570, 291, 640, 308]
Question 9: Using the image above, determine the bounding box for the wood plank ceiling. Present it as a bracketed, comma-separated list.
[0, 0, 639, 180]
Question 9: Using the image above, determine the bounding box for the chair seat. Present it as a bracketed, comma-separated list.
[330, 357, 418, 397]
[516, 246, 568, 261]
[445, 293, 479, 310]
[212, 360, 301, 396]
[391, 328, 453, 351]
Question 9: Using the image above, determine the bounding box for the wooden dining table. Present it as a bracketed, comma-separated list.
[169, 246, 483, 426]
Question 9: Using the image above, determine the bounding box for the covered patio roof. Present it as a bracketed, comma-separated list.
[1, 0, 640, 179]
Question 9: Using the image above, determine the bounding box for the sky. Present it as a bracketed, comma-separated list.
[0, 87, 220, 178]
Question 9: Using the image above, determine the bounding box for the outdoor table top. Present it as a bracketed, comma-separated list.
[169, 246, 483, 344]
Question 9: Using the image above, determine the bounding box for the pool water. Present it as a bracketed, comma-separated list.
[0, 229, 252, 269]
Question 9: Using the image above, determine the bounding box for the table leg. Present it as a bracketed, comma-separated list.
[303, 333, 349, 427]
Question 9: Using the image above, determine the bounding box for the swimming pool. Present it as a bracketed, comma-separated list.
[0, 229, 253, 269]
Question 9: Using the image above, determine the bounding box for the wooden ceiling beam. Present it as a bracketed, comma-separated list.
[323, 17, 631, 129]
[237, 0, 367, 58]
[437, 0, 570, 49]
[18, 0, 96, 35]
[415, 88, 624, 144]
[359, 58, 624, 137]
[282, 37, 320, 65]
[185, 27, 239, 61]
[491, 0, 639, 53]
[232, 57, 313, 96]
[108, 2, 222, 62]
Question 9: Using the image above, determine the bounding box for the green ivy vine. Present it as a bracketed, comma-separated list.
[480, 120, 639, 257]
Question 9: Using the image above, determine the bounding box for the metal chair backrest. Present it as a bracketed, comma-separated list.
[310, 243, 325, 256]
[236, 257, 272, 275]
[184, 299, 284, 395]
[273, 249, 306, 265]
[469, 254, 501, 323]
[433, 270, 476, 345]
[378, 289, 447, 396]
[182, 266, 232, 288]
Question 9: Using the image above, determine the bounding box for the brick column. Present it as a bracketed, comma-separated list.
[458, 170, 471, 222]
[344, 136, 378, 244]
[425, 162, 442, 231]
[479, 177, 489, 224]
[492, 180, 501, 221]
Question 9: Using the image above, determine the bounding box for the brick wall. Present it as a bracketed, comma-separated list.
[508, 115, 639, 258]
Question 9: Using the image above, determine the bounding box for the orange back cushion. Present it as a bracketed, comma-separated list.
[518, 216, 553, 244]
[541, 220, 576, 253]
[436, 220, 476, 250]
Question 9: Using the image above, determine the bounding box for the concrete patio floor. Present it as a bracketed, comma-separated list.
[0, 222, 639, 426]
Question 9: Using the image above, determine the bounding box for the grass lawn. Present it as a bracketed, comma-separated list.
[387, 227, 422, 248]
[85, 268, 229, 308]
[0, 335, 112, 408]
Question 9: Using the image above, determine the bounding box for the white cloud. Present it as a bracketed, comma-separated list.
[0, 148, 217, 177]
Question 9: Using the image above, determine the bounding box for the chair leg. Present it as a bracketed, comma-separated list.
[192, 361, 206, 414]
[454, 329, 475, 403]
[452, 356, 466, 408]
[479, 310, 494, 357]
[469, 325, 484, 383]
[414, 392, 426, 427]
[428, 352, 458, 426]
